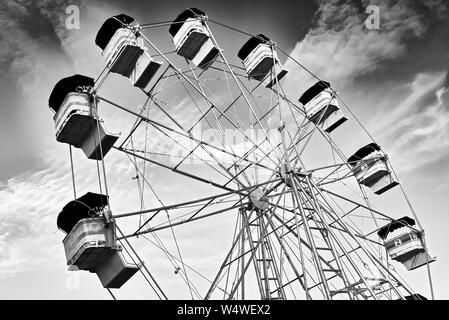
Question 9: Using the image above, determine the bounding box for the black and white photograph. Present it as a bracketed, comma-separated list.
[0, 0, 448, 306]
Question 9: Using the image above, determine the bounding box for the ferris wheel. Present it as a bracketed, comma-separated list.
[47, 8, 436, 300]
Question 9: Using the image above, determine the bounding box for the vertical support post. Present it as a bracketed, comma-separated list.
[264, 214, 309, 299]
[289, 174, 331, 299]
[258, 211, 271, 299]
[241, 209, 266, 299]
[240, 208, 246, 300]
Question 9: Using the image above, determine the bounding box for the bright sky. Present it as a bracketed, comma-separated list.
[0, 0, 448, 299]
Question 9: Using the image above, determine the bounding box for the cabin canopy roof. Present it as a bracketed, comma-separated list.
[57, 192, 109, 233]
[168, 8, 206, 37]
[377, 216, 416, 240]
[299, 81, 331, 105]
[237, 34, 271, 61]
[95, 14, 135, 50]
[347, 143, 382, 165]
[48, 74, 94, 112]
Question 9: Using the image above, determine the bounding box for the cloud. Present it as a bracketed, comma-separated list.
[0, 157, 71, 278]
[379, 71, 449, 172]
[0, 0, 78, 80]
[0, 142, 157, 279]
[0, 0, 84, 271]
[276, 0, 449, 174]
[283, 0, 447, 93]
[0, 0, 86, 180]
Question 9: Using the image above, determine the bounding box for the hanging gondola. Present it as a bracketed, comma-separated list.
[169, 8, 219, 69]
[348, 143, 399, 195]
[96, 14, 162, 88]
[378, 216, 436, 271]
[58, 192, 140, 288]
[299, 81, 347, 132]
[237, 34, 288, 88]
[48, 74, 119, 159]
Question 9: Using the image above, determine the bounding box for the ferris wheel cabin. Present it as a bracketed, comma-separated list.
[348, 143, 399, 195]
[96, 14, 162, 88]
[57, 193, 139, 288]
[49, 75, 119, 160]
[299, 81, 347, 133]
[377, 217, 436, 271]
[237, 34, 288, 88]
[169, 8, 220, 69]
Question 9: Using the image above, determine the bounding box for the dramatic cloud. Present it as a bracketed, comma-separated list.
[279, 0, 449, 174]
[0, 157, 71, 278]
[379, 71, 449, 172]
[284, 0, 448, 92]
[0, 0, 85, 180]
[0, 0, 81, 82]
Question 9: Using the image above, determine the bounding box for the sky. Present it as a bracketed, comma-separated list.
[0, 0, 448, 299]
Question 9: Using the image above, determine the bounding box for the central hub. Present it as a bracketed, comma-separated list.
[278, 164, 306, 188]
[249, 188, 269, 211]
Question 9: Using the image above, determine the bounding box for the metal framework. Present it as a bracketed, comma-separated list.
[65, 12, 435, 300]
